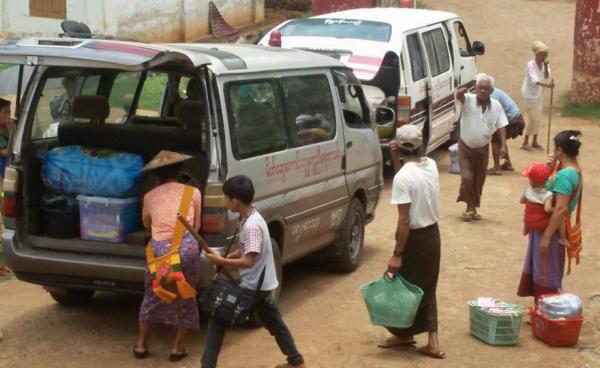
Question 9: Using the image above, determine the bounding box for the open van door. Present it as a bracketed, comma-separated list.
[417, 25, 455, 150]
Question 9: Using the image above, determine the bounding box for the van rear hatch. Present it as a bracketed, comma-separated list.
[0, 37, 211, 70]
[265, 18, 395, 81]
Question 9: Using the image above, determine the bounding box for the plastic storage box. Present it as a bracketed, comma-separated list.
[77, 195, 141, 243]
[467, 300, 524, 345]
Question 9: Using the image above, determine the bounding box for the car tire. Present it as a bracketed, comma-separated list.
[248, 237, 283, 327]
[48, 288, 95, 306]
[330, 198, 365, 273]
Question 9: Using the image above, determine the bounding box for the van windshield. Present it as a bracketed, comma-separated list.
[279, 18, 392, 42]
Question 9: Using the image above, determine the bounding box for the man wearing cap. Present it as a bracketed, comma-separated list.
[379, 124, 445, 359]
[456, 73, 508, 221]
[521, 40, 554, 151]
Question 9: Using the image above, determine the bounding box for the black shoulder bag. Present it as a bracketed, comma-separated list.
[200, 226, 266, 326]
[201, 266, 266, 326]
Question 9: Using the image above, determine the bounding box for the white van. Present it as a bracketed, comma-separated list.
[0, 39, 384, 304]
[259, 7, 485, 157]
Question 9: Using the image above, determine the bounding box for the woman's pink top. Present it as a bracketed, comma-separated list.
[142, 182, 201, 241]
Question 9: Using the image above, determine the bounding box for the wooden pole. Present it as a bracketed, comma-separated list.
[546, 79, 555, 154]
[176, 213, 236, 283]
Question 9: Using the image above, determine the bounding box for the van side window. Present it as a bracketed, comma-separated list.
[406, 33, 427, 81]
[227, 80, 287, 159]
[109, 72, 141, 124]
[422, 28, 451, 77]
[31, 75, 101, 140]
[136, 72, 166, 117]
[282, 75, 336, 147]
[453, 21, 472, 56]
[338, 84, 370, 129]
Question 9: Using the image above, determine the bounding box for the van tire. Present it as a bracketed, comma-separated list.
[330, 198, 365, 273]
[48, 288, 95, 306]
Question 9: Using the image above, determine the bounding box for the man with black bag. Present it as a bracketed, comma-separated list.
[202, 175, 305, 368]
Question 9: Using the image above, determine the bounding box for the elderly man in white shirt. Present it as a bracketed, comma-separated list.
[521, 41, 554, 151]
[456, 73, 508, 221]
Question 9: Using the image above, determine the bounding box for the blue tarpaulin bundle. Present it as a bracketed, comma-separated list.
[43, 145, 143, 198]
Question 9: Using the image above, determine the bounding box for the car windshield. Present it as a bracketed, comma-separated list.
[278, 18, 392, 42]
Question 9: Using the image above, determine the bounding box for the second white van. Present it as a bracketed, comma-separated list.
[259, 7, 485, 159]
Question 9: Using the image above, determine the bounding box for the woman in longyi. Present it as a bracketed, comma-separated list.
[133, 150, 202, 362]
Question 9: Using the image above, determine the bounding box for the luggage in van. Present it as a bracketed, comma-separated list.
[42, 145, 144, 198]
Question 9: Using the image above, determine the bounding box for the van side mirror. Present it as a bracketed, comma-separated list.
[375, 106, 395, 125]
[472, 41, 485, 56]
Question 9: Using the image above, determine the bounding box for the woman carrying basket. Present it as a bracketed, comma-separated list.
[517, 130, 583, 302]
[381, 125, 445, 359]
[133, 151, 202, 362]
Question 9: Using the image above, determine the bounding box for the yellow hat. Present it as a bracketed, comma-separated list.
[531, 41, 549, 55]
[142, 150, 192, 171]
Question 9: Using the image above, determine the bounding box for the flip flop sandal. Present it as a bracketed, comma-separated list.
[461, 211, 473, 222]
[471, 212, 483, 221]
[520, 145, 533, 151]
[378, 338, 417, 348]
[168, 349, 188, 363]
[500, 163, 515, 171]
[487, 169, 502, 176]
[132, 346, 149, 360]
[417, 347, 446, 359]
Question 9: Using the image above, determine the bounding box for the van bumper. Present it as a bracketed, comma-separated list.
[2, 229, 221, 293]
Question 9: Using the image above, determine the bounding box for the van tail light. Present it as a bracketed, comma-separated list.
[3, 195, 19, 218]
[201, 183, 227, 234]
[268, 31, 282, 47]
[3, 167, 21, 218]
[396, 95, 411, 128]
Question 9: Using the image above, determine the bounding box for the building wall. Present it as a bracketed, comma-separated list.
[312, 0, 375, 16]
[0, 0, 264, 42]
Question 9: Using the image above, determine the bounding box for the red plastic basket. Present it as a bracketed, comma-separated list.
[528, 307, 583, 346]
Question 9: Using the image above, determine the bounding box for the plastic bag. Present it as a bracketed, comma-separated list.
[539, 294, 582, 320]
[359, 273, 424, 328]
[43, 145, 143, 198]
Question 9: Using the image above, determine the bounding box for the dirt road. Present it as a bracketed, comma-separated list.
[1, 1, 599, 367]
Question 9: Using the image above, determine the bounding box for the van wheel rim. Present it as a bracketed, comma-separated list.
[349, 213, 363, 259]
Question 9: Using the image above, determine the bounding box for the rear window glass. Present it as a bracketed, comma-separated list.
[279, 18, 392, 42]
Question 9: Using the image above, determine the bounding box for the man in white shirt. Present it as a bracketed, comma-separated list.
[521, 41, 554, 151]
[379, 124, 445, 360]
[456, 73, 508, 221]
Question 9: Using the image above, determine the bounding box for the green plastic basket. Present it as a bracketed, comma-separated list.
[467, 300, 525, 346]
[360, 273, 424, 328]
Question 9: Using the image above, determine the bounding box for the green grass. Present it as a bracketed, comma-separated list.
[108, 72, 166, 112]
[0, 63, 12, 73]
[561, 92, 600, 121]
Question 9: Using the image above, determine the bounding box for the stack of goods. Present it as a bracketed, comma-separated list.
[42, 145, 144, 242]
[529, 293, 584, 346]
[467, 297, 525, 346]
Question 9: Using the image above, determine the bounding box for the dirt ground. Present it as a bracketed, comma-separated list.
[1, 0, 599, 367]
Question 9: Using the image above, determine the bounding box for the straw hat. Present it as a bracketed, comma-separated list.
[142, 150, 192, 172]
[531, 41, 549, 55]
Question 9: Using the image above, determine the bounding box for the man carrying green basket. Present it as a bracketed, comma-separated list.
[380, 124, 445, 359]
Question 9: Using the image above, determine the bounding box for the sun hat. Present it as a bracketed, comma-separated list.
[395, 124, 423, 151]
[531, 41, 549, 55]
[522, 162, 551, 186]
[142, 150, 192, 172]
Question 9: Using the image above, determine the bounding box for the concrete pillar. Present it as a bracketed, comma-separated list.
[571, 0, 600, 104]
